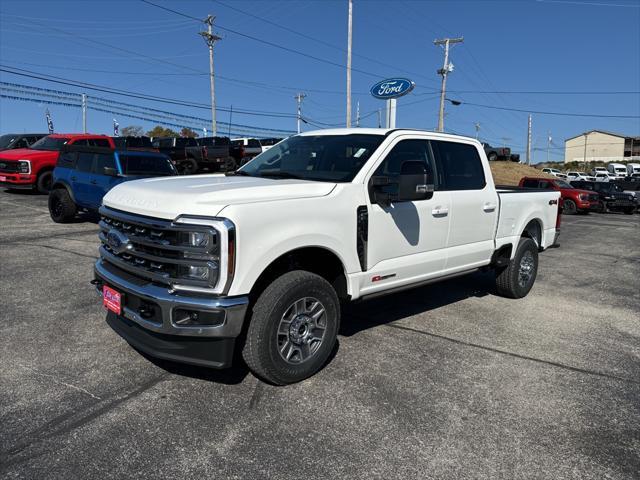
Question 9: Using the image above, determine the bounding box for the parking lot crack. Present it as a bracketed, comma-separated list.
[17, 363, 102, 400]
[384, 323, 640, 385]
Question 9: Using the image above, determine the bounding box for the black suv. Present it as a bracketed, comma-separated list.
[0, 133, 47, 151]
[570, 180, 636, 214]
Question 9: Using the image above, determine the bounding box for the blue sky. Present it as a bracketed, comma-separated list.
[1, 0, 639, 162]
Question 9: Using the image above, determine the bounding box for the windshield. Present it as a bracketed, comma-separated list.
[30, 136, 70, 151]
[118, 154, 176, 176]
[554, 180, 573, 188]
[239, 134, 385, 182]
[0, 134, 17, 149]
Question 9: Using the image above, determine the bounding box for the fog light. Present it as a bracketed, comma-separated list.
[173, 309, 225, 326]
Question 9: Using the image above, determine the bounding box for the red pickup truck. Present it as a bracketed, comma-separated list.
[0, 134, 115, 193]
[519, 176, 599, 214]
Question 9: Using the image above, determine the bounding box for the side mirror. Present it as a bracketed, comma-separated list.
[103, 166, 119, 177]
[397, 160, 434, 202]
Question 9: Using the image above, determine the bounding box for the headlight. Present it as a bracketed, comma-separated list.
[579, 194, 588, 201]
[185, 265, 213, 281]
[189, 231, 209, 247]
[17, 160, 31, 173]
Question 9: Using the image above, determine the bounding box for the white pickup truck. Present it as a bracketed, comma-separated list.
[93, 129, 561, 384]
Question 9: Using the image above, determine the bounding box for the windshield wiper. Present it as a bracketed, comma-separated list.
[258, 171, 303, 180]
[225, 170, 252, 177]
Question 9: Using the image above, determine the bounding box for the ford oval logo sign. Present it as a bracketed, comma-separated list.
[370, 78, 415, 99]
[106, 229, 132, 255]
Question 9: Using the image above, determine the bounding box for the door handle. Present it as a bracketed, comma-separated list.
[483, 203, 497, 212]
[432, 206, 449, 216]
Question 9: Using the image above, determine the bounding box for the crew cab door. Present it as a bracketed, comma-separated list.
[89, 152, 120, 207]
[362, 137, 451, 295]
[71, 152, 96, 207]
[430, 140, 498, 271]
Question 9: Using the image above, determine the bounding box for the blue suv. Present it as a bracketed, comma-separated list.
[48, 146, 177, 223]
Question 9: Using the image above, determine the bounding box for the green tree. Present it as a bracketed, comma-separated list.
[120, 125, 144, 137]
[180, 127, 199, 138]
[146, 125, 179, 138]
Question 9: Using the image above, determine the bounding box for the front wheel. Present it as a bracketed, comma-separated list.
[563, 199, 577, 215]
[242, 270, 340, 385]
[36, 171, 53, 194]
[495, 237, 539, 299]
[48, 188, 77, 223]
[624, 207, 635, 215]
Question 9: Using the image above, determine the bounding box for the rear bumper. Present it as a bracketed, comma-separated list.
[94, 259, 249, 368]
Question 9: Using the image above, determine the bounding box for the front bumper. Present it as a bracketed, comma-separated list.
[94, 259, 249, 368]
[0, 173, 36, 189]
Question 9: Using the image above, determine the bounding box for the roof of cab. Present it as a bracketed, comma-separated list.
[297, 128, 478, 143]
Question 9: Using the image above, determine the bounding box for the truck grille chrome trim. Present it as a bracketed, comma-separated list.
[98, 206, 235, 295]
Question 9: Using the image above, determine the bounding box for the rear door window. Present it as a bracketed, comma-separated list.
[94, 153, 116, 175]
[522, 179, 539, 188]
[431, 140, 486, 190]
[57, 151, 77, 168]
[76, 153, 94, 173]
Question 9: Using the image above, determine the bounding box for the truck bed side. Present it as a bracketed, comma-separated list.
[496, 187, 560, 255]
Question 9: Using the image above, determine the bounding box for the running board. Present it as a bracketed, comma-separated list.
[359, 269, 480, 301]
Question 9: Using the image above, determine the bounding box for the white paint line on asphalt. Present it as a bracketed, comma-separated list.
[17, 364, 102, 400]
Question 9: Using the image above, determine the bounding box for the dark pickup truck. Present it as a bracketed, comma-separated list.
[196, 137, 241, 173]
[111, 136, 157, 152]
[482, 142, 519, 162]
[152, 137, 241, 175]
[570, 180, 636, 214]
[151, 137, 205, 175]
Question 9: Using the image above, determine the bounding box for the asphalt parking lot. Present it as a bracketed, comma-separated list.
[1, 188, 638, 480]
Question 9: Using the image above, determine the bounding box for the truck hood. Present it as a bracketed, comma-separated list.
[103, 174, 336, 219]
[0, 148, 57, 161]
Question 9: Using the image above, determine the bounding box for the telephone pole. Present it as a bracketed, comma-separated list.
[346, 0, 353, 127]
[295, 92, 306, 134]
[526, 114, 532, 165]
[474, 122, 480, 140]
[199, 15, 221, 136]
[547, 131, 552, 163]
[356, 101, 360, 127]
[81, 93, 87, 133]
[434, 36, 463, 132]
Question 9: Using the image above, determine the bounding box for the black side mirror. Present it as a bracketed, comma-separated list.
[397, 161, 434, 202]
[103, 166, 119, 176]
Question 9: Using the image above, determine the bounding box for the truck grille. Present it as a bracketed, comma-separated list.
[0, 160, 20, 173]
[98, 208, 219, 290]
[588, 194, 599, 202]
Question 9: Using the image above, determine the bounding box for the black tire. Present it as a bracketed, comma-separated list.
[36, 170, 53, 194]
[224, 157, 236, 172]
[562, 199, 577, 215]
[495, 237, 539, 299]
[181, 158, 198, 175]
[596, 201, 607, 213]
[48, 188, 77, 223]
[488, 152, 498, 162]
[242, 270, 340, 385]
[623, 207, 635, 215]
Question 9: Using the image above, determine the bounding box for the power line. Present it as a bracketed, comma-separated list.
[455, 100, 640, 118]
[140, 0, 387, 79]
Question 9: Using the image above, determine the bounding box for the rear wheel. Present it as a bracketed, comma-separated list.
[242, 270, 340, 385]
[562, 199, 577, 215]
[595, 201, 607, 213]
[181, 158, 198, 175]
[488, 152, 498, 162]
[624, 207, 635, 215]
[48, 188, 77, 223]
[224, 157, 236, 172]
[495, 237, 539, 299]
[36, 170, 53, 194]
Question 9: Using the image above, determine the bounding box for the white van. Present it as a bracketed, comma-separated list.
[607, 163, 627, 179]
[627, 163, 640, 176]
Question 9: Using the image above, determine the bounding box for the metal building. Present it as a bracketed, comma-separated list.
[564, 130, 640, 164]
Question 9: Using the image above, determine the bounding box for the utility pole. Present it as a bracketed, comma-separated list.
[583, 133, 588, 168]
[526, 114, 532, 165]
[346, 0, 353, 128]
[474, 122, 480, 140]
[434, 36, 463, 132]
[200, 15, 221, 136]
[356, 101, 360, 127]
[81, 93, 87, 133]
[546, 131, 552, 163]
[295, 92, 306, 134]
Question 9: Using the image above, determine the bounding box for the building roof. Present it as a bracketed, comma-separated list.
[565, 130, 639, 142]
